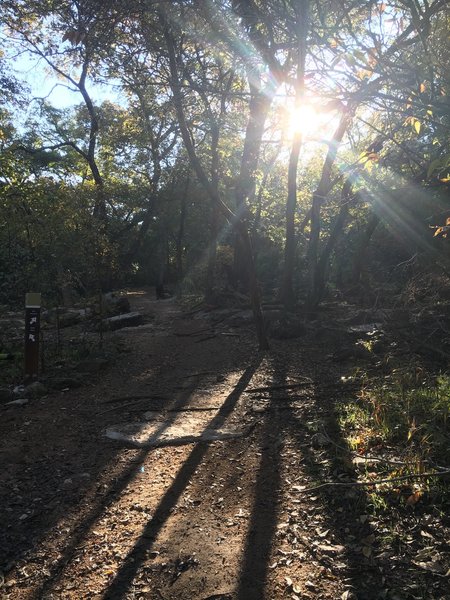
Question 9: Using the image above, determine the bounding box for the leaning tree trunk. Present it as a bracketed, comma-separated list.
[306, 113, 351, 312]
[233, 88, 275, 291]
[163, 18, 269, 350]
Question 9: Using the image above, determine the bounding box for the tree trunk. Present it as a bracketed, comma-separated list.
[352, 213, 380, 284]
[205, 202, 219, 303]
[309, 180, 354, 308]
[205, 123, 221, 303]
[279, 132, 303, 309]
[176, 177, 189, 296]
[56, 262, 74, 307]
[279, 0, 309, 310]
[233, 88, 275, 290]
[162, 16, 269, 350]
[155, 227, 167, 299]
[306, 113, 351, 311]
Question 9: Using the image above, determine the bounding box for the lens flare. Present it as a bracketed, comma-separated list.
[289, 105, 320, 135]
[287, 102, 341, 140]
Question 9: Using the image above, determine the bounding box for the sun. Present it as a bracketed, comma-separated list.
[287, 102, 340, 140]
[288, 104, 321, 135]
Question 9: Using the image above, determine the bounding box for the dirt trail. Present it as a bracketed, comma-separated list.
[0, 290, 447, 600]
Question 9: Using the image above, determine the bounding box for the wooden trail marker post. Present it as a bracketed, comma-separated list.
[25, 292, 41, 381]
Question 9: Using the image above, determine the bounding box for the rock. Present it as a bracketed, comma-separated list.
[61, 473, 90, 488]
[76, 308, 92, 319]
[344, 307, 395, 327]
[209, 308, 240, 323]
[316, 542, 345, 555]
[5, 398, 28, 406]
[105, 421, 249, 448]
[0, 317, 25, 333]
[43, 308, 83, 328]
[348, 323, 382, 334]
[57, 309, 81, 328]
[143, 411, 160, 420]
[371, 338, 387, 354]
[102, 311, 144, 331]
[24, 381, 48, 397]
[46, 376, 83, 390]
[333, 344, 372, 361]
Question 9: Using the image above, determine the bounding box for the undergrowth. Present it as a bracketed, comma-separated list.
[337, 367, 450, 511]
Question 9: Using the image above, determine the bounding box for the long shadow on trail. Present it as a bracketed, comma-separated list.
[236, 375, 283, 599]
[102, 360, 262, 600]
[267, 350, 383, 599]
[1, 319, 245, 597]
[36, 359, 207, 597]
[235, 349, 388, 600]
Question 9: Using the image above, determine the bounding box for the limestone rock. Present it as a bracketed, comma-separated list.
[24, 381, 48, 397]
[102, 311, 144, 331]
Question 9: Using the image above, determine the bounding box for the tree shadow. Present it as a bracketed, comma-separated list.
[262, 346, 388, 599]
[22, 352, 203, 597]
[233, 346, 389, 599]
[0, 313, 253, 597]
[101, 359, 262, 599]
[236, 376, 283, 599]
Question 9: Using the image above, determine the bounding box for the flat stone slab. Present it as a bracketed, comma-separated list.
[348, 322, 382, 333]
[104, 416, 246, 448]
[104, 370, 247, 448]
[103, 311, 144, 330]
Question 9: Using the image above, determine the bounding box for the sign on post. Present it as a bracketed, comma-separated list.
[25, 292, 41, 381]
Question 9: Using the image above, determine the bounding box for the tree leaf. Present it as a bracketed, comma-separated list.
[427, 158, 442, 179]
[406, 490, 422, 505]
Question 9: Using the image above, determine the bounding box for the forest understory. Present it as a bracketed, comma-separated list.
[0, 287, 449, 600]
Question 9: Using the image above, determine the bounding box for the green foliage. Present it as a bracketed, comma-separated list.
[339, 370, 450, 467]
[0, 0, 449, 307]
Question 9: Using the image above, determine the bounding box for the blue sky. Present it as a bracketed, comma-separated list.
[13, 52, 123, 111]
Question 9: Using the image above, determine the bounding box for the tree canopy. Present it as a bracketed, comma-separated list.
[0, 0, 449, 344]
